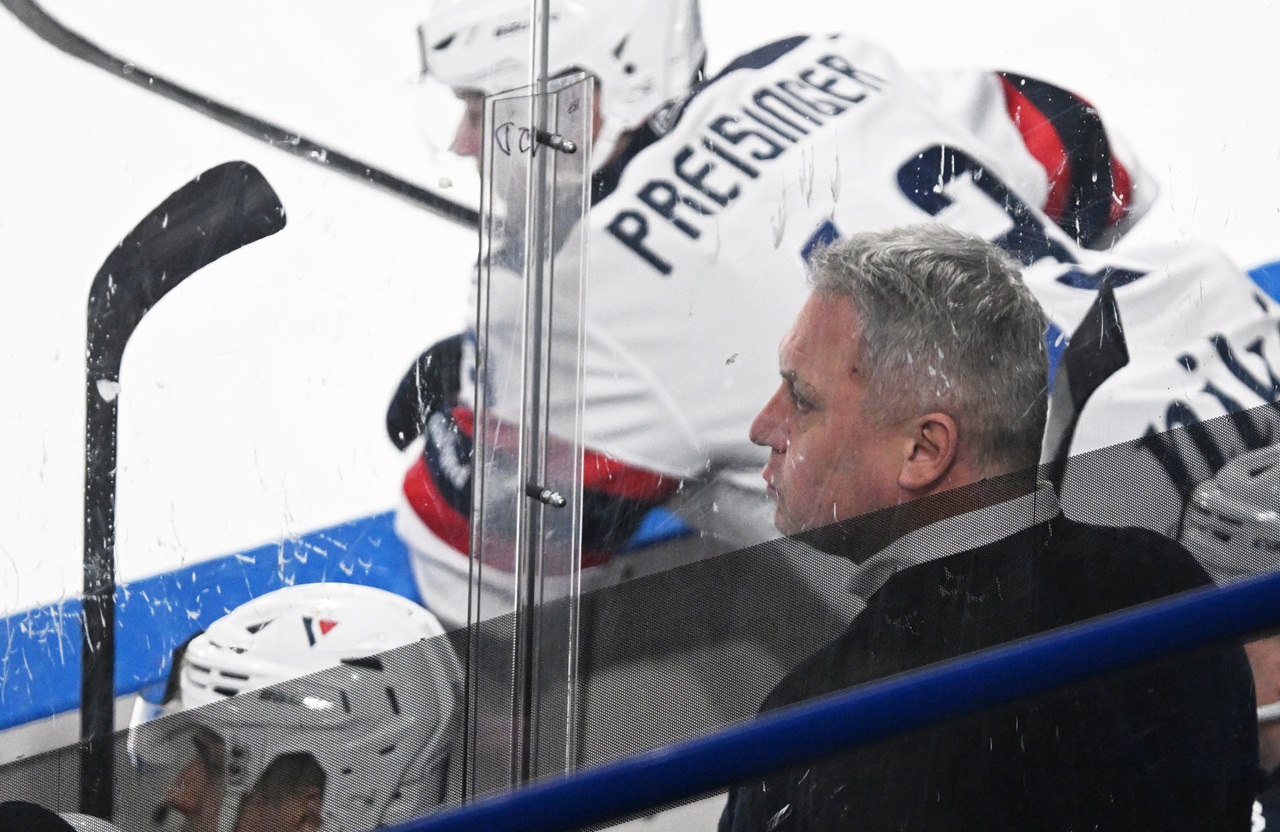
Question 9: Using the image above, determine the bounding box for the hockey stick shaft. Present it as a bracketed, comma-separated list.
[2, 0, 480, 230]
[80, 162, 286, 819]
[1041, 279, 1129, 488]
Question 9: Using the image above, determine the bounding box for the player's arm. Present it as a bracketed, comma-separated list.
[910, 62, 1155, 249]
[401, 396, 682, 566]
[993, 71, 1152, 249]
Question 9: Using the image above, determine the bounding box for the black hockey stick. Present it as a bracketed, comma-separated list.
[1, 0, 480, 230]
[80, 161, 286, 819]
[1040, 279, 1130, 488]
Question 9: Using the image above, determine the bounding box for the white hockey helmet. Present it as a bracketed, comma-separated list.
[1180, 444, 1280, 586]
[421, 0, 705, 165]
[129, 583, 460, 832]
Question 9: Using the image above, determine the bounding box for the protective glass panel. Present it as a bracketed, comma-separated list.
[0, 418, 1277, 828]
[565, 407, 1280, 767]
[578, 414, 1279, 831]
[4, 1, 1280, 829]
[465, 72, 594, 797]
[594, 643, 1260, 832]
[0, 0, 537, 823]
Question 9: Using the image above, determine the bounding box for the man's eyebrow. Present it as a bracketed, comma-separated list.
[782, 370, 819, 400]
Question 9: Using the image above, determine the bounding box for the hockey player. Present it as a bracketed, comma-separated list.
[1178, 444, 1280, 829]
[127, 583, 460, 832]
[398, 0, 1280, 630]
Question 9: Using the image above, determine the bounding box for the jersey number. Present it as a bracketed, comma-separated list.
[895, 145, 1145, 290]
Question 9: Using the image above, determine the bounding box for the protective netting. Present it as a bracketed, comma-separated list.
[1, 403, 1277, 830]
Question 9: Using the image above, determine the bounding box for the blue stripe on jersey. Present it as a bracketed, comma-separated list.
[713, 35, 811, 78]
[1054, 265, 1148, 291]
[1045, 321, 1067, 388]
[1250, 260, 1280, 302]
[621, 507, 695, 551]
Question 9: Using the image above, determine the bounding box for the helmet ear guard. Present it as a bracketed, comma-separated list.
[1180, 444, 1280, 586]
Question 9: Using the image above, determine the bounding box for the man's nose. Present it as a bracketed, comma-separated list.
[749, 389, 786, 451]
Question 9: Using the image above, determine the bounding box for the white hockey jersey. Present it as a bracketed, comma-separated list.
[399, 32, 1280, 626]
[577, 34, 1156, 481]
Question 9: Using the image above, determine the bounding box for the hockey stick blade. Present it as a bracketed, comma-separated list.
[80, 161, 285, 820]
[1041, 279, 1130, 487]
[2, 0, 480, 229]
[87, 161, 287, 376]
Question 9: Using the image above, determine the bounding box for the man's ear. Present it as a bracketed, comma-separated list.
[898, 412, 958, 493]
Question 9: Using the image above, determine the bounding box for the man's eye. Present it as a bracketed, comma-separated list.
[191, 737, 226, 776]
[197, 746, 223, 774]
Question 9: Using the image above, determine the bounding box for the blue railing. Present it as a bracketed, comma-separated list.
[391, 569, 1280, 832]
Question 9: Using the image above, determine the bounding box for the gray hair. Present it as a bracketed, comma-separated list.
[808, 224, 1048, 473]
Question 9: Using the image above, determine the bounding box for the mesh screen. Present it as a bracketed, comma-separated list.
[1, 404, 1276, 830]
[596, 645, 1257, 832]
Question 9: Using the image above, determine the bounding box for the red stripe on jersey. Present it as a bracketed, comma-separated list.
[580, 547, 612, 569]
[405, 451, 612, 571]
[582, 448, 681, 500]
[460, 401, 680, 499]
[1109, 158, 1134, 226]
[409, 404, 677, 571]
[999, 75, 1071, 225]
[452, 405, 475, 437]
[403, 454, 471, 556]
[458, 403, 677, 501]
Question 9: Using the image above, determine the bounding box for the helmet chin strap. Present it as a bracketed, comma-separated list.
[1259, 701, 1280, 723]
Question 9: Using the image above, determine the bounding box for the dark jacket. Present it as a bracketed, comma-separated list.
[722, 513, 1258, 831]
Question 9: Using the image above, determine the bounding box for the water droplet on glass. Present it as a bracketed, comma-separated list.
[96, 379, 121, 402]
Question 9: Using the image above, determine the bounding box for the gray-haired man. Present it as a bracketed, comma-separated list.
[724, 225, 1258, 832]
